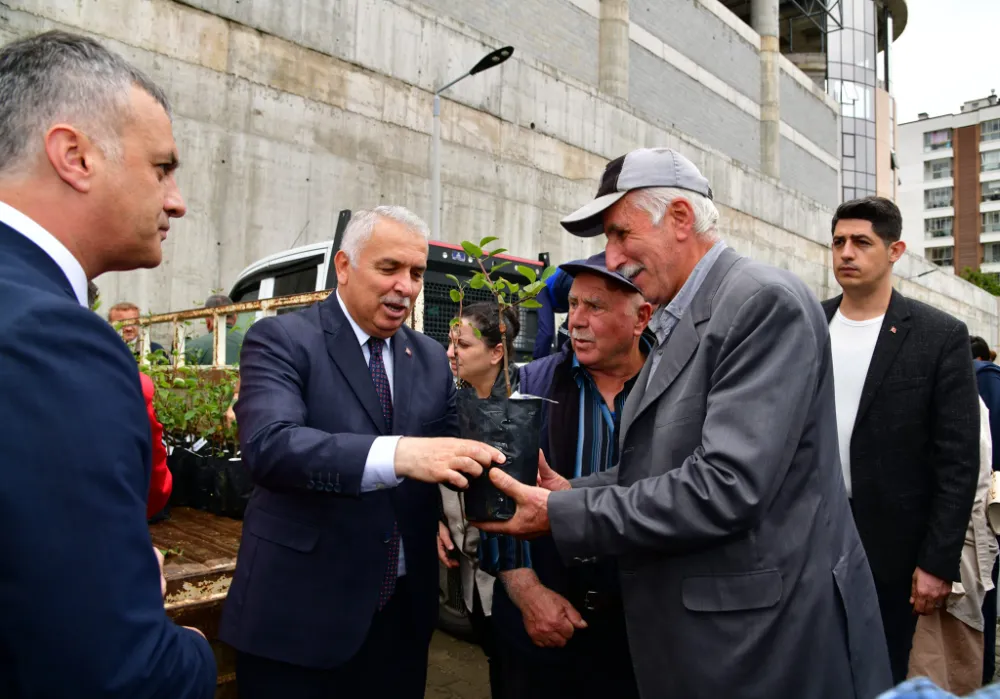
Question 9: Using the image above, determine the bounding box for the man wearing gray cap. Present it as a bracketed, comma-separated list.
[477, 148, 892, 698]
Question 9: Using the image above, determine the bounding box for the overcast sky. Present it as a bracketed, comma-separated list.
[890, 0, 999, 124]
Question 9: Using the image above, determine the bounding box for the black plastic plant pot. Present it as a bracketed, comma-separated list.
[457, 390, 544, 521]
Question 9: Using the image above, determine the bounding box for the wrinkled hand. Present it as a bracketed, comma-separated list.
[437, 521, 460, 569]
[518, 581, 587, 648]
[394, 437, 505, 489]
[537, 450, 570, 492]
[154, 546, 166, 599]
[911, 567, 952, 615]
[473, 468, 551, 539]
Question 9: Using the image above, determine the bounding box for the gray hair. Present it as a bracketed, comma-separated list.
[204, 294, 234, 309]
[340, 206, 430, 267]
[0, 30, 171, 178]
[630, 187, 720, 241]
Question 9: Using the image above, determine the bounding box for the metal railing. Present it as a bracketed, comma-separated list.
[118, 288, 425, 368]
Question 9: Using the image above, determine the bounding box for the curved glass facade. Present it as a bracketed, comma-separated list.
[827, 0, 878, 201]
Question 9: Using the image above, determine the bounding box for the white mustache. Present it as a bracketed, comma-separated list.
[380, 295, 411, 308]
[616, 263, 644, 280]
[571, 330, 596, 342]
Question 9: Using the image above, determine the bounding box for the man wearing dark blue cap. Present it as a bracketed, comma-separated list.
[477, 147, 893, 698]
[480, 252, 651, 699]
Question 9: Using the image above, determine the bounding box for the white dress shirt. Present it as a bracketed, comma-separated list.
[0, 201, 87, 307]
[336, 290, 406, 576]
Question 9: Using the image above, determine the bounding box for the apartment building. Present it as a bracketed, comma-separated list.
[898, 93, 1000, 275]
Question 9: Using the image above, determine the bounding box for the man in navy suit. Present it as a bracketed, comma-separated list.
[220, 206, 504, 698]
[0, 31, 216, 698]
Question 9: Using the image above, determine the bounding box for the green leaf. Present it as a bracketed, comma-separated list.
[507, 282, 520, 293]
[489, 248, 508, 257]
[449, 289, 462, 302]
[479, 236, 499, 247]
[522, 281, 545, 295]
[449, 317, 462, 328]
[541, 266, 557, 281]
[472, 328, 482, 338]
[519, 298, 543, 309]
[445, 273, 461, 286]
[515, 265, 537, 283]
[184, 410, 197, 421]
[469, 273, 487, 289]
[490, 260, 511, 272]
[461, 241, 483, 258]
[499, 293, 507, 304]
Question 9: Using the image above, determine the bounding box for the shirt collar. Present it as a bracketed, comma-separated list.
[0, 200, 88, 307]
[335, 290, 394, 353]
[652, 239, 728, 343]
[336, 289, 371, 348]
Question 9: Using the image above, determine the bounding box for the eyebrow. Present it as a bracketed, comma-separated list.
[159, 152, 180, 171]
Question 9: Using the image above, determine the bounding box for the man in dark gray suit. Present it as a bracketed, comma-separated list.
[478, 148, 893, 698]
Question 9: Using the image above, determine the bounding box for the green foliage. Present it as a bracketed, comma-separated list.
[448, 236, 558, 397]
[147, 365, 240, 457]
[961, 267, 1000, 296]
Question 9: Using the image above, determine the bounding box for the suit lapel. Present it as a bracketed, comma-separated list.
[391, 329, 414, 435]
[619, 354, 653, 440]
[320, 297, 388, 434]
[623, 247, 743, 438]
[822, 295, 842, 324]
[635, 312, 700, 419]
[854, 290, 910, 427]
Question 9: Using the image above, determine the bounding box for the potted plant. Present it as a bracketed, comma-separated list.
[149, 365, 250, 519]
[447, 236, 555, 521]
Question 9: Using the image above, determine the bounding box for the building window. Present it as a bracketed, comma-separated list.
[925, 187, 953, 209]
[983, 150, 1000, 172]
[925, 217, 953, 239]
[924, 158, 952, 180]
[983, 181, 1000, 202]
[984, 212, 1000, 233]
[924, 129, 952, 152]
[925, 246, 954, 267]
[985, 243, 1000, 264]
[983, 119, 1000, 142]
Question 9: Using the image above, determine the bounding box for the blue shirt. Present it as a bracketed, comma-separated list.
[878, 677, 1000, 698]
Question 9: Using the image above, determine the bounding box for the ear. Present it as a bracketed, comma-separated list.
[334, 249, 351, 287]
[489, 342, 504, 367]
[666, 198, 696, 240]
[634, 301, 653, 334]
[888, 239, 906, 263]
[44, 125, 97, 194]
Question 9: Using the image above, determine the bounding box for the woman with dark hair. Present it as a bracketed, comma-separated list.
[447, 302, 521, 398]
[438, 301, 520, 696]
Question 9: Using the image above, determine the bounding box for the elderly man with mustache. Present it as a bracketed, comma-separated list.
[480, 252, 652, 699]
[477, 147, 893, 698]
[220, 206, 504, 699]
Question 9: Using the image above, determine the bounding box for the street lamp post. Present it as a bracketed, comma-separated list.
[431, 46, 514, 240]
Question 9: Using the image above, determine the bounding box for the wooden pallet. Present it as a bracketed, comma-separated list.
[151, 507, 242, 698]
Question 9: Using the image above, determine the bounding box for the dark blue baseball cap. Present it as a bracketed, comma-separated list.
[558, 252, 642, 295]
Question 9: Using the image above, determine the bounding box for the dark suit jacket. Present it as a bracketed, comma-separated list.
[0, 224, 216, 698]
[823, 291, 980, 586]
[549, 248, 891, 698]
[218, 295, 458, 669]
